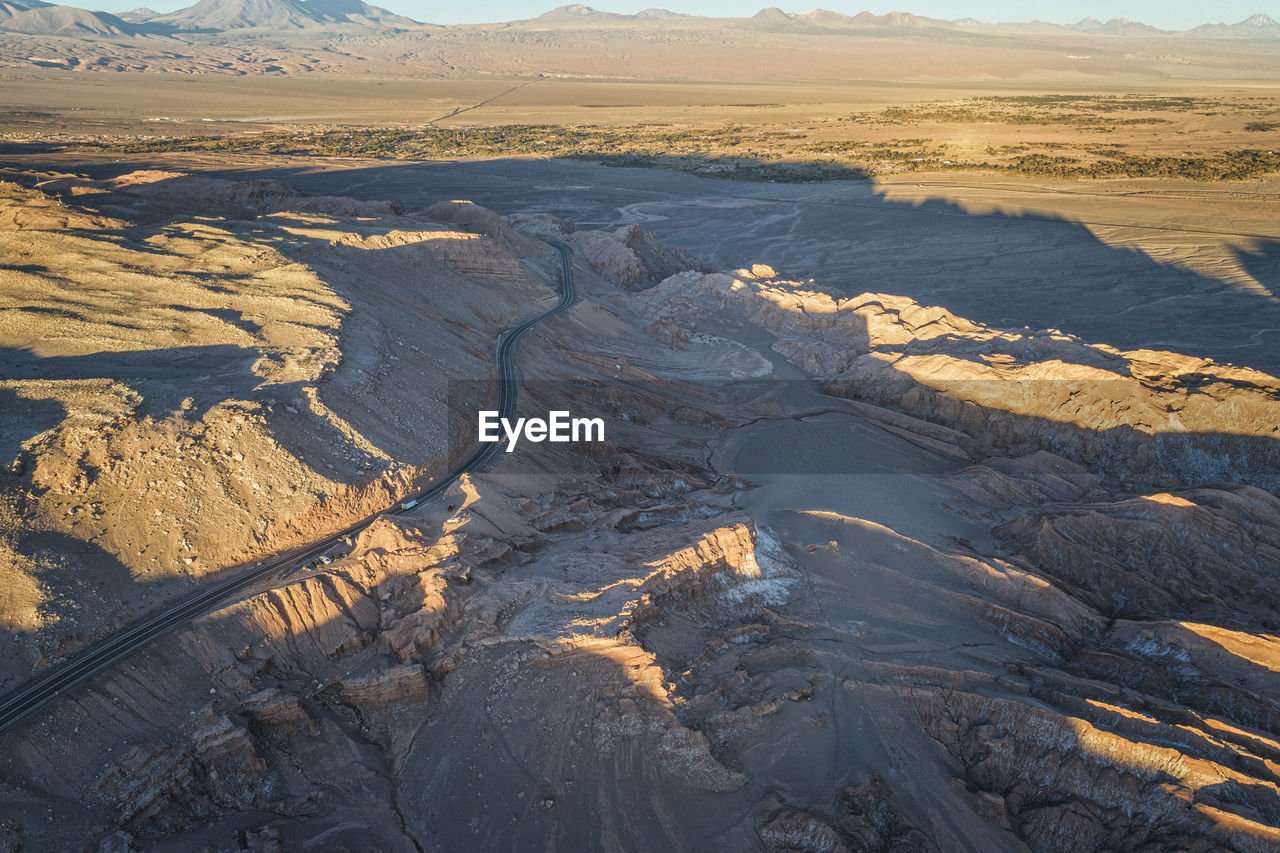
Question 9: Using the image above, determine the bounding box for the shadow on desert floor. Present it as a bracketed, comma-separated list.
[94, 154, 1278, 376]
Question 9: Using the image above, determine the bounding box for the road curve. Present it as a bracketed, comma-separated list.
[0, 241, 577, 734]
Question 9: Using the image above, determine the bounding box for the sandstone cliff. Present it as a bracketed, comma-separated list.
[637, 269, 1280, 488]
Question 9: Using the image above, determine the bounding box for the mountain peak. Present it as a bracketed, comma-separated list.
[848, 10, 939, 27]
[0, 2, 145, 34]
[151, 0, 415, 30]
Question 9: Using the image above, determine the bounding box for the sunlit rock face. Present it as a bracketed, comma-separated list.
[0, 171, 553, 691]
[3, 172, 1279, 853]
[638, 269, 1280, 489]
[568, 224, 716, 290]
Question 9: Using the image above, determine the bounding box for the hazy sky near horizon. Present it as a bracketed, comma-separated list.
[64, 0, 1277, 29]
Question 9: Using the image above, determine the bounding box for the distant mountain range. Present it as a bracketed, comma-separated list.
[0, 0, 141, 34]
[153, 0, 418, 30]
[0, 0, 1276, 39]
[0, 0, 418, 32]
[1184, 11, 1280, 38]
[518, 6, 1279, 38]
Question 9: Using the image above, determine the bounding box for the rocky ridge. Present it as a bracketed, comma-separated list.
[1, 194, 1278, 851]
[0, 169, 554, 690]
[637, 267, 1280, 489]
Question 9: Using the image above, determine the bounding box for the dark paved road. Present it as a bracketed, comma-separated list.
[0, 240, 576, 735]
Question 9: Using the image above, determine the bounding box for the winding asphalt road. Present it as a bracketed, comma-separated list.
[0, 241, 577, 734]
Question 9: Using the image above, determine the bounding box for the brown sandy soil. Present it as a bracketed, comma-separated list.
[0, 168, 557, 692]
[3, 75, 1275, 139]
[0, 5, 1275, 197]
[0, 167, 1278, 851]
[1, 15, 1278, 81]
[4, 76, 1278, 190]
[6, 151, 1275, 373]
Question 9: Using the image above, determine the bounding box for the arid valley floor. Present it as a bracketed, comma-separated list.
[2, 6, 1280, 852]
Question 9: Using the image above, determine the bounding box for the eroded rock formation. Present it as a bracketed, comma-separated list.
[638, 269, 1280, 488]
[2, 181, 1278, 852]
